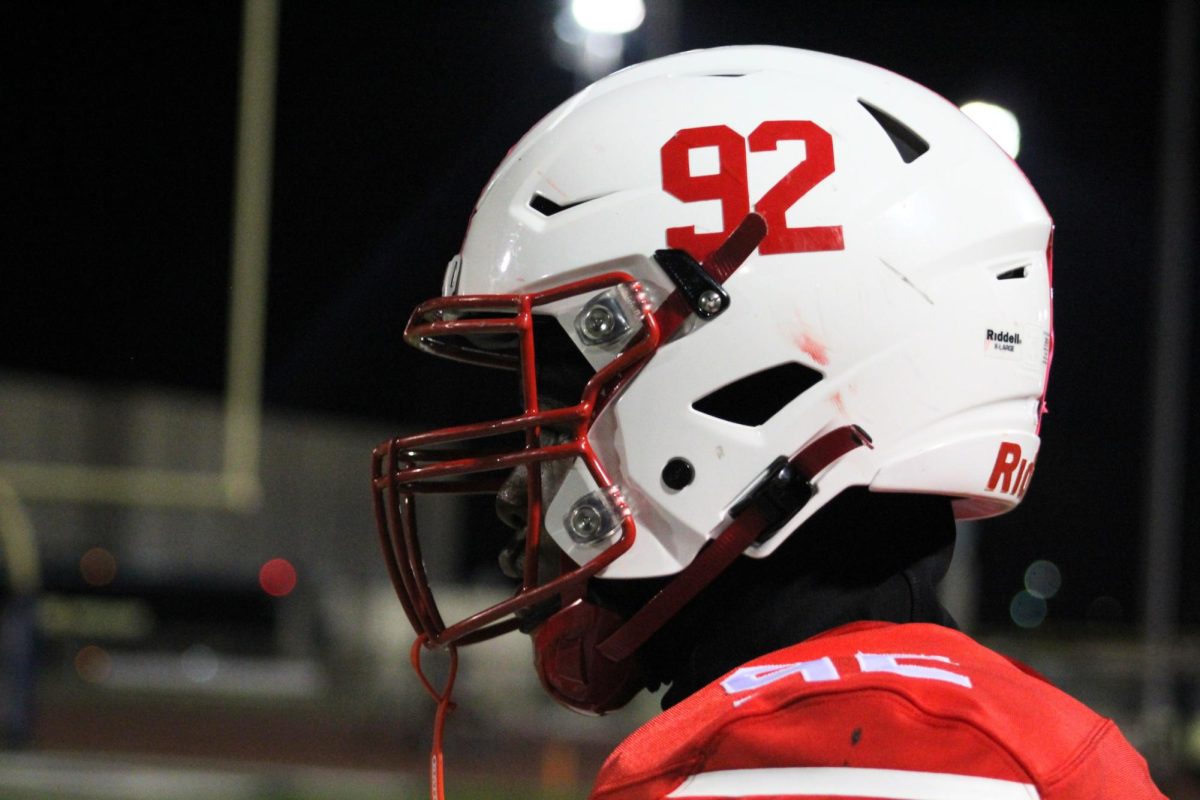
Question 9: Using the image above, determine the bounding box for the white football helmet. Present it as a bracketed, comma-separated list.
[373, 45, 1053, 714]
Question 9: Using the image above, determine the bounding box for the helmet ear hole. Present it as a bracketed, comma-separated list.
[692, 362, 823, 427]
[661, 458, 695, 491]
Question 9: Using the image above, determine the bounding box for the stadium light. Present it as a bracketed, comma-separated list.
[570, 0, 645, 35]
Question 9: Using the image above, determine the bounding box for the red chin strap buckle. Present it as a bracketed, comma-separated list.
[531, 599, 644, 716]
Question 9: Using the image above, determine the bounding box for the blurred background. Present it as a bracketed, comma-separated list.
[2, 0, 1197, 797]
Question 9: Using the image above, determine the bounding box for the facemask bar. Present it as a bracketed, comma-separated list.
[372, 272, 661, 649]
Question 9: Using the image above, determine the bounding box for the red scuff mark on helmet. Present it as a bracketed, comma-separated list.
[831, 392, 846, 415]
[796, 332, 829, 366]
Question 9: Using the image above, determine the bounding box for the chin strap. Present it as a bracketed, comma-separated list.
[532, 425, 873, 715]
[410, 634, 458, 800]
[597, 424, 872, 665]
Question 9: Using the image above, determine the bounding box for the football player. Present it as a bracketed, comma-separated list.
[371, 46, 1165, 799]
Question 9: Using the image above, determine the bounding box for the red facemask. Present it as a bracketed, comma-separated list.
[371, 270, 660, 665]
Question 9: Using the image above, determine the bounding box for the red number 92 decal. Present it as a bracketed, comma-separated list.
[660, 121, 844, 261]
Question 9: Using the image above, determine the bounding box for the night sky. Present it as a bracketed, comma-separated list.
[5, 1, 1196, 628]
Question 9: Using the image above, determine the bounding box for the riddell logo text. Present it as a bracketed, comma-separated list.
[986, 329, 1022, 352]
[987, 442, 1035, 497]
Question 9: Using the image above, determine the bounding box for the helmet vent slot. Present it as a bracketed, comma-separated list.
[692, 362, 822, 427]
[530, 193, 569, 216]
[857, 100, 930, 164]
[529, 193, 600, 217]
[996, 265, 1028, 280]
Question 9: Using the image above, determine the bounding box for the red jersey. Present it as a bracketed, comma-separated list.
[591, 622, 1164, 799]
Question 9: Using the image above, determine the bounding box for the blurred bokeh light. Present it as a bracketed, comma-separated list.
[960, 100, 1022, 158]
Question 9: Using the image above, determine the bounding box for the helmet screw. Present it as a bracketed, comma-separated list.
[567, 503, 604, 542]
[581, 305, 616, 341]
[697, 290, 724, 317]
[575, 292, 632, 345]
[661, 458, 695, 491]
[564, 491, 620, 544]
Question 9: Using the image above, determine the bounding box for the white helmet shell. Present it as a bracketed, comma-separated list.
[447, 45, 1053, 579]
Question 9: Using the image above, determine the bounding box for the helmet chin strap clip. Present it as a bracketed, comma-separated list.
[729, 424, 874, 545]
[651, 213, 768, 341]
[729, 456, 814, 544]
[653, 248, 731, 320]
